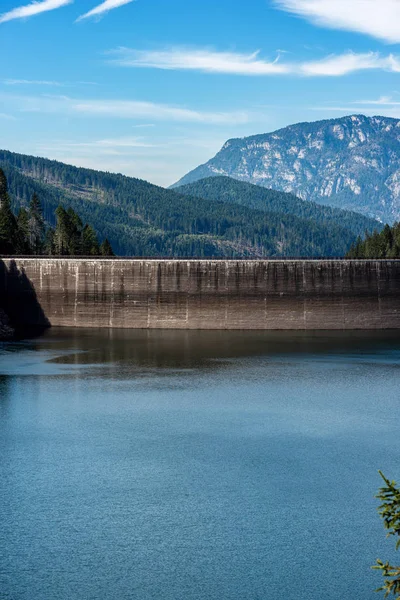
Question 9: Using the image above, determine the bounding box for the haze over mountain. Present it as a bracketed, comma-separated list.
[0, 149, 376, 259]
[173, 115, 400, 224]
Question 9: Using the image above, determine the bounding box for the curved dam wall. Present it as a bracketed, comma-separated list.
[1, 258, 400, 330]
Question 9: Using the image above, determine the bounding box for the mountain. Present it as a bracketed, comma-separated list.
[0, 149, 369, 258]
[172, 115, 400, 224]
[175, 176, 380, 239]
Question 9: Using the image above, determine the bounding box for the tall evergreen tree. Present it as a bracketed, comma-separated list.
[0, 170, 113, 257]
[0, 168, 17, 254]
[28, 193, 45, 254]
[347, 223, 400, 259]
[82, 224, 100, 255]
[16, 207, 31, 254]
[66, 207, 83, 255]
[44, 228, 55, 256]
[0, 168, 8, 201]
[100, 238, 114, 256]
[54, 206, 70, 255]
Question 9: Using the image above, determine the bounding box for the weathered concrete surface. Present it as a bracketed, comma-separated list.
[1, 258, 400, 330]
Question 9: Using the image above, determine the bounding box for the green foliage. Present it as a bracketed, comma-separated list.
[53, 205, 108, 256]
[82, 224, 100, 256]
[0, 171, 18, 254]
[0, 149, 370, 258]
[100, 238, 114, 256]
[0, 167, 113, 256]
[16, 208, 31, 254]
[347, 223, 400, 258]
[29, 192, 45, 254]
[176, 176, 382, 239]
[373, 472, 400, 598]
[0, 168, 8, 199]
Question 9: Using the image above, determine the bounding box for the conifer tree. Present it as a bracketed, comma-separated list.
[16, 207, 31, 254]
[54, 206, 69, 255]
[28, 193, 45, 254]
[82, 224, 100, 255]
[44, 228, 55, 255]
[0, 168, 17, 254]
[347, 225, 400, 259]
[66, 207, 83, 255]
[0, 168, 8, 201]
[100, 238, 114, 256]
[373, 472, 400, 598]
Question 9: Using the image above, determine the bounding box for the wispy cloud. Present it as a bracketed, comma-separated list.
[76, 0, 134, 22]
[71, 99, 250, 124]
[300, 52, 400, 76]
[108, 47, 289, 75]
[274, 0, 400, 44]
[57, 137, 156, 149]
[2, 93, 251, 125]
[108, 46, 400, 77]
[311, 96, 400, 117]
[0, 113, 17, 120]
[3, 79, 98, 87]
[4, 79, 67, 86]
[353, 96, 400, 106]
[0, 0, 72, 24]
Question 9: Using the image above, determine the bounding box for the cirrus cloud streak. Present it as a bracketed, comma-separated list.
[0, 0, 72, 24]
[274, 0, 400, 44]
[76, 0, 134, 22]
[1, 93, 251, 125]
[109, 47, 400, 77]
[109, 47, 289, 75]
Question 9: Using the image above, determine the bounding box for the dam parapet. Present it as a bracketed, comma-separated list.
[0, 258, 399, 330]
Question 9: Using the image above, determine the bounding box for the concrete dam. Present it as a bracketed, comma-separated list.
[1, 258, 400, 330]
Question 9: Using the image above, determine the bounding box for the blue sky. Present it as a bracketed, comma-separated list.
[1, 0, 400, 185]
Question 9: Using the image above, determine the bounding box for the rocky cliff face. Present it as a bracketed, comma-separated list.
[173, 115, 400, 224]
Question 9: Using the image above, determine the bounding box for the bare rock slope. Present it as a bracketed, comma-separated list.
[172, 115, 400, 223]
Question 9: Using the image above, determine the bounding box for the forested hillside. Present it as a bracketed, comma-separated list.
[0, 168, 113, 256]
[0, 149, 368, 257]
[176, 176, 381, 238]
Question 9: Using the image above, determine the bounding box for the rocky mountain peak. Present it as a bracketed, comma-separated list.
[172, 115, 400, 223]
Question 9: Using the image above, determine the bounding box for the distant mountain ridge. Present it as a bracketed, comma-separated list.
[175, 176, 380, 239]
[0, 149, 375, 258]
[172, 115, 400, 224]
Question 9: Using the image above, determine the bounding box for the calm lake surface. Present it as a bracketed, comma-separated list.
[1, 328, 400, 600]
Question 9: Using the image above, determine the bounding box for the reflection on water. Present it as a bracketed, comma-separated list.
[3, 327, 400, 371]
[0, 329, 400, 600]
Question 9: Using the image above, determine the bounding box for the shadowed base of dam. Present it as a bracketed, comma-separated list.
[0, 258, 399, 331]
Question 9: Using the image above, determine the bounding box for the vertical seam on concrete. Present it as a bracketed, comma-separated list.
[377, 261, 382, 326]
[109, 261, 115, 328]
[340, 261, 345, 330]
[303, 261, 307, 330]
[74, 263, 79, 327]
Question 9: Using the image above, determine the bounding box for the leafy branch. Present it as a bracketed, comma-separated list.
[373, 472, 400, 598]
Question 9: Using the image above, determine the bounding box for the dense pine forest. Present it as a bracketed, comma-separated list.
[176, 176, 382, 238]
[0, 149, 377, 258]
[347, 223, 400, 259]
[0, 169, 114, 256]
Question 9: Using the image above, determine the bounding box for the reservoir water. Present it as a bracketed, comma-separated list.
[1, 329, 400, 600]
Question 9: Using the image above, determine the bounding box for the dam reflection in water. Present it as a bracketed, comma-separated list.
[1, 329, 400, 600]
